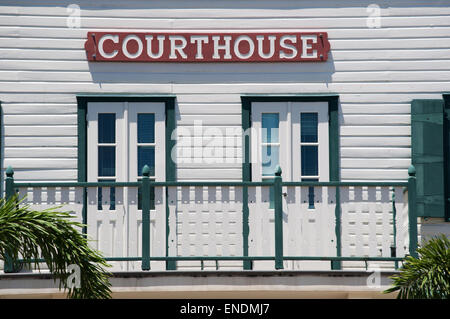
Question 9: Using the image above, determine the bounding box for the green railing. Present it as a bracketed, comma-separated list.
[2, 165, 419, 273]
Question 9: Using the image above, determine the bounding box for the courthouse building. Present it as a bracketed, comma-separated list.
[0, 0, 449, 298]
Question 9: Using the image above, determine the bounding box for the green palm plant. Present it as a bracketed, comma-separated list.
[384, 234, 450, 299]
[0, 195, 112, 299]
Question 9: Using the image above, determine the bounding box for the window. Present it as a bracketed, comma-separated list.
[261, 113, 280, 177]
[301, 112, 320, 209]
[87, 102, 165, 210]
[251, 101, 329, 208]
[77, 95, 176, 224]
[97, 112, 117, 210]
[241, 95, 339, 185]
[77, 95, 176, 184]
[251, 101, 329, 180]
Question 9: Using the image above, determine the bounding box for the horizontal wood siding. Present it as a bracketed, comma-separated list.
[0, 0, 449, 182]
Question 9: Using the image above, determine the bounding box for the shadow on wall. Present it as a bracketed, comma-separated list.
[87, 52, 336, 85]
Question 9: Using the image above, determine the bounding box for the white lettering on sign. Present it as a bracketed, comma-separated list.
[301, 35, 318, 58]
[169, 35, 188, 59]
[86, 32, 330, 62]
[122, 34, 143, 59]
[234, 35, 255, 59]
[212, 35, 232, 60]
[145, 35, 165, 59]
[256, 35, 276, 59]
[190, 35, 209, 59]
[279, 35, 297, 59]
[98, 34, 119, 59]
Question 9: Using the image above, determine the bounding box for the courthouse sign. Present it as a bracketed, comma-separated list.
[84, 32, 331, 62]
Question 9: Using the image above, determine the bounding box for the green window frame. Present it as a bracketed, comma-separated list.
[76, 94, 176, 184]
[241, 94, 340, 183]
[76, 94, 176, 234]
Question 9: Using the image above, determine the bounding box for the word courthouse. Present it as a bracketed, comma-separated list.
[84, 32, 331, 62]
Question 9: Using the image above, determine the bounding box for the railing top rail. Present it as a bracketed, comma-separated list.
[12, 181, 273, 188]
[16, 256, 406, 263]
[12, 182, 142, 188]
[12, 180, 409, 188]
[282, 181, 409, 187]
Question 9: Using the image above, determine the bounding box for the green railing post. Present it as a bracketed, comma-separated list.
[274, 165, 284, 270]
[166, 187, 176, 270]
[407, 165, 419, 259]
[5, 166, 14, 201]
[242, 184, 251, 270]
[4, 166, 16, 273]
[141, 165, 151, 270]
[331, 186, 342, 270]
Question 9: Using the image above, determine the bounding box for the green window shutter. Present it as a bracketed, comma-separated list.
[411, 99, 445, 218]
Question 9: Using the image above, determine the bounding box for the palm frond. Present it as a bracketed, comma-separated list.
[0, 196, 112, 299]
[384, 234, 450, 299]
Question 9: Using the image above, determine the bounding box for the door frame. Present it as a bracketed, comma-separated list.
[241, 94, 340, 270]
[77, 94, 177, 270]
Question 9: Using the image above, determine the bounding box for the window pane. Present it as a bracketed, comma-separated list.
[262, 113, 279, 143]
[138, 113, 155, 143]
[301, 113, 318, 143]
[98, 113, 115, 143]
[262, 145, 279, 176]
[138, 146, 155, 176]
[301, 145, 318, 176]
[98, 146, 115, 177]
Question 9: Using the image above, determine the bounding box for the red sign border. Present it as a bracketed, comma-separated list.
[85, 31, 331, 63]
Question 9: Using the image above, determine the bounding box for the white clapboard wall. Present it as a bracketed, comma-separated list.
[0, 0, 448, 270]
[2, 0, 449, 183]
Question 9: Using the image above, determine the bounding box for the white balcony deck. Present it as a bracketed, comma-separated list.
[0, 270, 399, 299]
